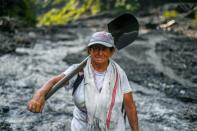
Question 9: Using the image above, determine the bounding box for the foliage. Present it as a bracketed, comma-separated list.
[52, 0, 65, 5]
[194, 13, 197, 24]
[37, 0, 138, 26]
[37, 0, 100, 26]
[163, 10, 178, 18]
[193, 6, 197, 24]
[0, 0, 36, 26]
[115, 0, 138, 11]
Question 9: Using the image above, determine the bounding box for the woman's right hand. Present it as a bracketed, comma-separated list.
[27, 73, 65, 113]
[27, 90, 46, 113]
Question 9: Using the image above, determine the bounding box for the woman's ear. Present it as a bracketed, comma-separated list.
[109, 48, 114, 57]
[87, 47, 91, 54]
[111, 48, 115, 54]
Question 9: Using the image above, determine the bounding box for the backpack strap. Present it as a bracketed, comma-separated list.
[72, 72, 84, 95]
[121, 103, 127, 122]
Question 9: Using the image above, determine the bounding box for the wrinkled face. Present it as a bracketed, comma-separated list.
[89, 44, 114, 65]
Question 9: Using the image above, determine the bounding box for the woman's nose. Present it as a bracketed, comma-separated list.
[96, 49, 103, 55]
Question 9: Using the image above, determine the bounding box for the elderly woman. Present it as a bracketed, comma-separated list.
[27, 31, 139, 131]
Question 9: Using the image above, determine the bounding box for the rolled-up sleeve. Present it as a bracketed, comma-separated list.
[121, 71, 132, 94]
[63, 64, 78, 90]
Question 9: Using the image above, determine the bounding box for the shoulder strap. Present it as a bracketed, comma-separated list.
[72, 73, 84, 95]
[121, 103, 127, 122]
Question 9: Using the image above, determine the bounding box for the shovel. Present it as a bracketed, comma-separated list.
[45, 13, 139, 100]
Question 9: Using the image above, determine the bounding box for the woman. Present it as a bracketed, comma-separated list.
[27, 31, 139, 131]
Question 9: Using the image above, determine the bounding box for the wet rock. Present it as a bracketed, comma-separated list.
[52, 33, 76, 41]
[115, 31, 197, 104]
[0, 121, 13, 131]
[185, 10, 196, 19]
[192, 75, 197, 83]
[139, 3, 197, 38]
[63, 50, 87, 65]
[145, 23, 158, 29]
[164, 87, 197, 103]
[182, 106, 197, 123]
[0, 106, 10, 113]
[175, 4, 195, 13]
[37, 26, 78, 42]
[0, 17, 24, 32]
[187, 113, 197, 122]
[155, 34, 197, 84]
[0, 31, 35, 56]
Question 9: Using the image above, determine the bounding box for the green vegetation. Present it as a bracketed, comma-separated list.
[3, 0, 195, 26]
[193, 6, 197, 24]
[163, 10, 178, 18]
[1, 0, 138, 26]
[0, 0, 36, 26]
[52, 0, 65, 5]
[194, 13, 197, 24]
[37, 0, 99, 26]
[115, 0, 138, 11]
[37, 0, 138, 26]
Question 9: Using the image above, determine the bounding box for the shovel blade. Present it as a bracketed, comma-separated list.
[108, 13, 139, 50]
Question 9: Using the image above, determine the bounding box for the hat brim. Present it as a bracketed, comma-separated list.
[88, 41, 113, 47]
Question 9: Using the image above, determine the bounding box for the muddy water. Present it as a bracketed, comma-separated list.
[0, 26, 197, 131]
[118, 31, 197, 131]
[0, 27, 90, 131]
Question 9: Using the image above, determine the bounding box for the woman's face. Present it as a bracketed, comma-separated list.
[89, 44, 114, 65]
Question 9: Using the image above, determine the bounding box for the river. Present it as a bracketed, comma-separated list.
[0, 17, 197, 131]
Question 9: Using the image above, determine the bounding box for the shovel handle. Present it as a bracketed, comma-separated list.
[45, 56, 89, 100]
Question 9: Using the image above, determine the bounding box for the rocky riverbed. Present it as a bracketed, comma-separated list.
[0, 10, 197, 131]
